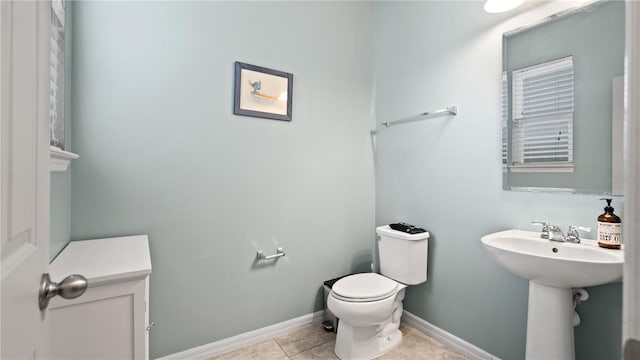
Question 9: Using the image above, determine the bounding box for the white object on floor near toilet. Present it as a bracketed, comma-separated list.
[327, 225, 429, 360]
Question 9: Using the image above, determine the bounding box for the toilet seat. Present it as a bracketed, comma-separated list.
[331, 273, 398, 302]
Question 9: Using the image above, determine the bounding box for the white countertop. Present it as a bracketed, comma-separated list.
[49, 235, 152, 287]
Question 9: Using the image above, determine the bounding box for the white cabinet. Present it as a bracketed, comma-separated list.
[48, 235, 152, 360]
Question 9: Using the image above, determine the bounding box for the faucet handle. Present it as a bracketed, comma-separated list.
[566, 225, 591, 243]
[568, 225, 591, 232]
[531, 221, 550, 230]
[531, 222, 550, 239]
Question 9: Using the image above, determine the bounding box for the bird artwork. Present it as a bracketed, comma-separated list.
[249, 80, 261, 94]
[248, 79, 277, 104]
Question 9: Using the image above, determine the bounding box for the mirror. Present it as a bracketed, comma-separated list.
[502, 1, 624, 194]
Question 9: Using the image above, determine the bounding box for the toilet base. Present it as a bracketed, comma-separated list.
[333, 289, 405, 360]
[334, 322, 402, 360]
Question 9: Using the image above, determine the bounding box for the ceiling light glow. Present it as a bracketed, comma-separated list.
[484, 0, 525, 13]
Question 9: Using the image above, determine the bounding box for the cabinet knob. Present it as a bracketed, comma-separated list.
[146, 322, 156, 331]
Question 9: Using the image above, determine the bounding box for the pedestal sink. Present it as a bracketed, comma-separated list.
[481, 230, 623, 360]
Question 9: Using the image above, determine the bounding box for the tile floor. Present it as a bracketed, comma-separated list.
[209, 323, 468, 360]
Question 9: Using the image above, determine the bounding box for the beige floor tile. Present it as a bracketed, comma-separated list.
[209, 323, 466, 360]
[289, 341, 339, 360]
[405, 329, 449, 349]
[414, 334, 467, 359]
[440, 352, 469, 360]
[208, 339, 289, 360]
[399, 322, 423, 337]
[274, 324, 336, 356]
[376, 327, 468, 360]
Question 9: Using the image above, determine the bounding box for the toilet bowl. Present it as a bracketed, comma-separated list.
[327, 225, 430, 360]
[327, 273, 407, 359]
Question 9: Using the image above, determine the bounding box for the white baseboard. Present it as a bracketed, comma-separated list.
[402, 310, 501, 360]
[156, 309, 497, 360]
[156, 310, 326, 360]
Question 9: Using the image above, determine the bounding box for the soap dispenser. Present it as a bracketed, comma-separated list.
[597, 198, 622, 249]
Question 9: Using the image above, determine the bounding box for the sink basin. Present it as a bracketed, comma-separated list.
[482, 229, 624, 359]
[481, 229, 623, 288]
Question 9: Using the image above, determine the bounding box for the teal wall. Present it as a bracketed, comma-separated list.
[50, 3, 74, 261]
[69, 1, 375, 358]
[374, 2, 622, 359]
[505, 1, 625, 192]
[50, 173, 71, 261]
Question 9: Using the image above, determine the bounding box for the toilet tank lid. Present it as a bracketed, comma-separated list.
[376, 225, 430, 241]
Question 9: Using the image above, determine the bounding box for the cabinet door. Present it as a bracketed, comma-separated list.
[48, 278, 148, 360]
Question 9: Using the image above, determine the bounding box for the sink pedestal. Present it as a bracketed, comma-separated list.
[482, 230, 623, 360]
[526, 282, 575, 360]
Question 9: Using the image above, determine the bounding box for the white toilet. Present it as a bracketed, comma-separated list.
[327, 225, 429, 360]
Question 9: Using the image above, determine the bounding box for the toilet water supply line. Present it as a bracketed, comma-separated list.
[573, 288, 589, 327]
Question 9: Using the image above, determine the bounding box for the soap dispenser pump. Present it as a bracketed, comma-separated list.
[597, 198, 622, 249]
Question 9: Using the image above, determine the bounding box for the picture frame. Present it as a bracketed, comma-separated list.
[233, 61, 293, 121]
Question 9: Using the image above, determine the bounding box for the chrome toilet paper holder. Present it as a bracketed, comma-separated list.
[256, 247, 285, 261]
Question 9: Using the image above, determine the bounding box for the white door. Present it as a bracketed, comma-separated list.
[1, 1, 52, 358]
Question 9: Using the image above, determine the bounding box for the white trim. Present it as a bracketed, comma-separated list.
[508, 186, 576, 193]
[508, 164, 574, 173]
[155, 310, 325, 360]
[50, 145, 78, 172]
[154, 309, 498, 360]
[623, 0, 640, 350]
[503, 0, 601, 38]
[402, 310, 500, 360]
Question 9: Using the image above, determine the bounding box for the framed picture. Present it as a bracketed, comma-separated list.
[234, 62, 293, 121]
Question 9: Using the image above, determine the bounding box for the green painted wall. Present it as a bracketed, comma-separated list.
[50, 173, 71, 261]
[374, 1, 623, 359]
[50, 3, 74, 261]
[70, 2, 376, 358]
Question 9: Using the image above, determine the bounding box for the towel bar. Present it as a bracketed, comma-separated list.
[382, 105, 458, 127]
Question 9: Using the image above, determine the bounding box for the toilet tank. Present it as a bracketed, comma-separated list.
[376, 225, 429, 285]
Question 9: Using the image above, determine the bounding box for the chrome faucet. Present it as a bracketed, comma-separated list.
[565, 225, 591, 243]
[546, 225, 566, 242]
[531, 222, 551, 239]
[532, 222, 591, 243]
[532, 222, 565, 241]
